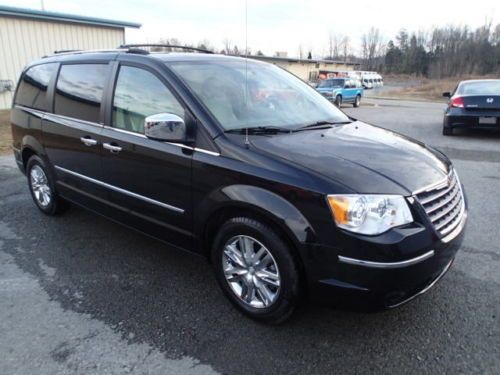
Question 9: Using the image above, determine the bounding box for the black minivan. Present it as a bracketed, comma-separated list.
[10, 46, 467, 323]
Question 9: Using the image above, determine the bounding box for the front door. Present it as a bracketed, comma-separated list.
[100, 64, 193, 249]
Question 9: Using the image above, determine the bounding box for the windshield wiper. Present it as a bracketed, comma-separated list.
[224, 126, 292, 135]
[295, 120, 351, 131]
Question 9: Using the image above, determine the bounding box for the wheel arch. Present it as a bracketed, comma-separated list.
[21, 135, 46, 170]
[195, 185, 317, 259]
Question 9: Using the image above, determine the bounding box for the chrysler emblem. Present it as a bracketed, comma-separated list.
[486, 98, 494, 103]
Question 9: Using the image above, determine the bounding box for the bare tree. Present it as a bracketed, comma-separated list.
[298, 44, 304, 59]
[361, 28, 384, 70]
[340, 36, 351, 61]
[328, 32, 340, 59]
[222, 38, 232, 54]
[197, 39, 214, 52]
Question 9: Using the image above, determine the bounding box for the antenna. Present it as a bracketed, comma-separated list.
[244, 0, 250, 147]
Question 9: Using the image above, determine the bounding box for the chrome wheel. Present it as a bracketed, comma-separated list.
[222, 235, 281, 309]
[30, 165, 52, 207]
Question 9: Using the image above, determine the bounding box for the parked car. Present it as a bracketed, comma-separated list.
[11, 46, 467, 323]
[442, 79, 500, 135]
[316, 78, 363, 107]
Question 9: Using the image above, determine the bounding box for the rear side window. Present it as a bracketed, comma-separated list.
[54, 64, 108, 123]
[112, 66, 184, 134]
[15, 63, 57, 110]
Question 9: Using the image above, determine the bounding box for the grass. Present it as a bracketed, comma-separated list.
[0, 110, 12, 155]
[384, 78, 457, 101]
[381, 75, 497, 101]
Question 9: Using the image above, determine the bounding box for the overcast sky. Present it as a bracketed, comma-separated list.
[4, 0, 500, 57]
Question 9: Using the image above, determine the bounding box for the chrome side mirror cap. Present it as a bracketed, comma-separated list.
[144, 113, 186, 142]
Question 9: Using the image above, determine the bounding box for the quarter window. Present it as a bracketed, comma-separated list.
[15, 63, 57, 110]
[54, 64, 108, 123]
[112, 66, 184, 134]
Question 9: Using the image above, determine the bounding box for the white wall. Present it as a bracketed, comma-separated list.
[0, 17, 125, 110]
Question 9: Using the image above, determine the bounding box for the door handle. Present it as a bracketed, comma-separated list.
[103, 142, 122, 153]
[80, 137, 98, 146]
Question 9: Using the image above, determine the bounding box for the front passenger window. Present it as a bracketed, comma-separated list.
[112, 66, 184, 134]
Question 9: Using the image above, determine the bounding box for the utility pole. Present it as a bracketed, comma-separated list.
[41, 0, 45, 11]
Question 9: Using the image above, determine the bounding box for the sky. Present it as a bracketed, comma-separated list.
[3, 0, 499, 57]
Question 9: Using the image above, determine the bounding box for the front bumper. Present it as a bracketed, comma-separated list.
[301, 209, 467, 309]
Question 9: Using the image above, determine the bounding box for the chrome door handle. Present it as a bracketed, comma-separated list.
[103, 142, 122, 153]
[80, 137, 98, 146]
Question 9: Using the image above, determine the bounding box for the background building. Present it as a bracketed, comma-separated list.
[0, 5, 141, 110]
[249, 55, 360, 82]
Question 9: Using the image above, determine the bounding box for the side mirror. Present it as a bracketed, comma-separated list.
[442, 92, 451, 98]
[144, 113, 186, 142]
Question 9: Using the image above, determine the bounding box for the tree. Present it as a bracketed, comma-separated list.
[328, 32, 340, 59]
[340, 36, 351, 61]
[307, 51, 312, 59]
[384, 40, 402, 73]
[298, 44, 304, 59]
[222, 38, 232, 54]
[361, 27, 384, 70]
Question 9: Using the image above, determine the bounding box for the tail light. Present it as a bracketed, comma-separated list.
[450, 97, 464, 108]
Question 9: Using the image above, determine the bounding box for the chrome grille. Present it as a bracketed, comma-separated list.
[415, 170, 465, 237]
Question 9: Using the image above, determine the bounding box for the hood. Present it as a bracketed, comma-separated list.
[250, 121, 451, 195]
[316, 87, 342, 93]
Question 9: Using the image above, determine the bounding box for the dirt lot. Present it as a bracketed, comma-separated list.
[0, 110, 12, 154]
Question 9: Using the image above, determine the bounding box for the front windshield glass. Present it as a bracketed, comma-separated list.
[318, 79, 344, 88]
[168, 60, 349, 130]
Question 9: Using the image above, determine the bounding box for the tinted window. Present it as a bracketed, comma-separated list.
[112, 66, 184, 134]
[15, 63, 57, 110]
[458, 81, 500, 95]
[54, 64, 108, 123]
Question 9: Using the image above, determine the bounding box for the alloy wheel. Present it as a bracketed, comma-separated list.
[30, 165, 52, 207]
[222, 235, 281, 309]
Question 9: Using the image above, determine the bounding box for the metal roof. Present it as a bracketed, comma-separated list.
[0, 5, 141, 29]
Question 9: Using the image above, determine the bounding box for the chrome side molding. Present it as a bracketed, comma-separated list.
[54, 165, 184, 214]
[338, 250, 435, 269]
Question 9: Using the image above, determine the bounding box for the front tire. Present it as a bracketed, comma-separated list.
[211, 217, 302, 324]
[334, 95, 342, 107]
[26, 155, 69, 215]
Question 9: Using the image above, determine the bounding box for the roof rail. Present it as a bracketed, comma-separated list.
[42, 48, 124, 58]
[54, 49, 81, 54]
[118, 44, 214, 54]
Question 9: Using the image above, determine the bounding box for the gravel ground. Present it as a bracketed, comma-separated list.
[0, 99, 498, 374]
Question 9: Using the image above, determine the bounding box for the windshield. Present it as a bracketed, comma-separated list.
[458, 81, 500, 96]
[168, 60, 349, 130]
[317, 79, 344, 88]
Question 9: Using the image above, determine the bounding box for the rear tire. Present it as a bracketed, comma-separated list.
[442, 126, 453, 136]
[211, 217, 302, 324]
[353, 95, 361, 108]
[26, 155, 69, 215]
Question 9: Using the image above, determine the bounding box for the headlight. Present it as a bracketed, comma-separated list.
[327, 195, 413, 235]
